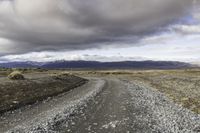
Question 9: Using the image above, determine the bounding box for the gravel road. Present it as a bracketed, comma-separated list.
[1, 78, 200, 133]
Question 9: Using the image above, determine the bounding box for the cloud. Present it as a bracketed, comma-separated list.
[171, 1, 200, 35]
[0, 0, 194, 55]
[2, 35, 200, 63]
[173, 25, 200, 34]
[0, 51, 149, 62]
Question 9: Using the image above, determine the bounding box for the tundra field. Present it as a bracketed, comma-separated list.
[1, 68, 200, 114]
[74, 69, 200, 114]
[1, 68, 200, 132]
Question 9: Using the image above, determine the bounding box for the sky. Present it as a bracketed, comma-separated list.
[0, 0, 200, 63]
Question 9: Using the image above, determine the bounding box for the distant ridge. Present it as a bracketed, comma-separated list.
[0, 60, 194, 69]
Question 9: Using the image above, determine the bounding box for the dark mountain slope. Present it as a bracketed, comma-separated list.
[0, 60, 193, 69]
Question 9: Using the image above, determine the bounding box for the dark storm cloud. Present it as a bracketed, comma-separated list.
[0, 0, 194, 55]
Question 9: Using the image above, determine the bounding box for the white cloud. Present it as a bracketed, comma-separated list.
[1, 32, 200, 63]
[0, 51, 149, 62]
[173, 25, 200, 34]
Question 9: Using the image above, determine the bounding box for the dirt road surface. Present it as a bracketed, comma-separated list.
[1, 78, 200, 133]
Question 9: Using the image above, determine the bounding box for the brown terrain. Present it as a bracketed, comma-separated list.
[0, 68, 200, 132]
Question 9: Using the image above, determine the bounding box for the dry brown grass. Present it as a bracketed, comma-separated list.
[119, 69, 200, 114]
[3, 68, 199, 114]
[7, 71, 25, 80]
[0, 72, 87, 114]
[74, 69, 200, 114]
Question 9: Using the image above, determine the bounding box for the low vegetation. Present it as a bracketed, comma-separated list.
[110, 69, 200, 114]
[0, 72, 87, 114]
[0, 68, 12, 77]
[8, 71, 25, 80]
[1, 68, 200, 115]
[52, 72, 73, 80]
[74, 69, 200, 114]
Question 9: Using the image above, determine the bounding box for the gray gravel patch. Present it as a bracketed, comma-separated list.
[125, 80, 200, 133]
[4, 79, 105, 133]
[2, 78, 200, 133]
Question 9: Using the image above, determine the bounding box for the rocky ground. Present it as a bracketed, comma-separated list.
[74, 69, 200, 114]
[1, 69, 200, 133]
[0, 72, 87, 114]
[0, 77, 200, 133]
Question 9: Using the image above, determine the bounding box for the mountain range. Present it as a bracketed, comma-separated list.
[0, 60, 195, 69]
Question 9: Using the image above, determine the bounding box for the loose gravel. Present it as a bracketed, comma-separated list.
[3, 78, 200, 133]
[4, 79, 105, 133]
[126, 80, 200, 133]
